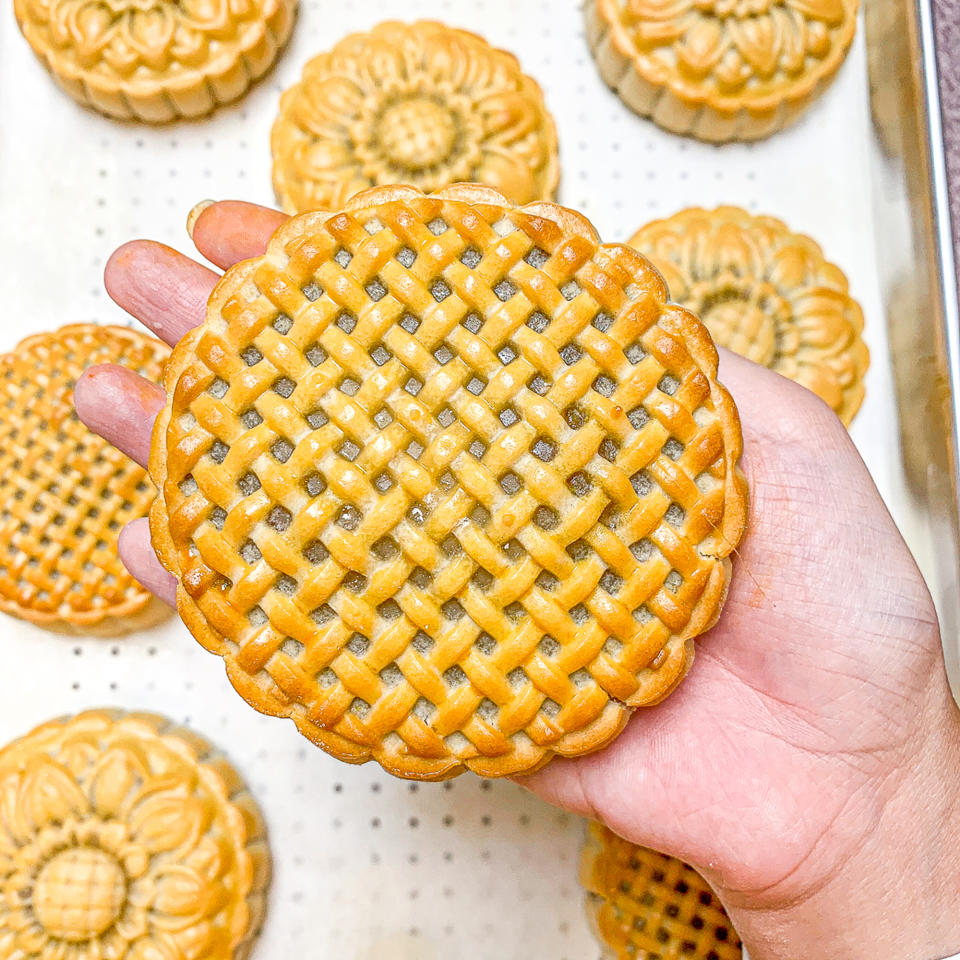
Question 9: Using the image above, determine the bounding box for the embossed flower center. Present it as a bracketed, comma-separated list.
[691, 279, 790, 367]
[375, 96, 461, 171]
[33, 847, 126, 942]
[696, 0, 776, 18]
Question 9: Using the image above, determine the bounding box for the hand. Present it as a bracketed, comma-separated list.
[75, 201, 960, 960]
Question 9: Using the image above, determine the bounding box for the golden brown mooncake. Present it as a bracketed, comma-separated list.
[149, 184, 747, 780]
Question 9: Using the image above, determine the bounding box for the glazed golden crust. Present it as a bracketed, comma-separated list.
[150, 184, 747, 780]
[581, 822, 741, 960]
[14, 0, 296, 122]
[585, 0, 857, 141]
[0, 709, 269, 960]
[0, 324, 170, 636]
[271, 20, 559, 213]
[629, 206, 868, 425]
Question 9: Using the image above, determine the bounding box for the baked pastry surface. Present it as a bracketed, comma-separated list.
[0, 324, 169, 635]
[585, 0, 858, 141]
[630, 206, 868, 425]
[0, 709, 269, 960]
[150, 184, 747, 780]
[13, 0, 296, 121]
[581, 822, 741, 960]
[271, 20, 559, 213]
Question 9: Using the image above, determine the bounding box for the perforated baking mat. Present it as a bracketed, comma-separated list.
[0, 2, 946, 958]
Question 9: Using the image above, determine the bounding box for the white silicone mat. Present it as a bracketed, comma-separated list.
[0, 2, 937, 958]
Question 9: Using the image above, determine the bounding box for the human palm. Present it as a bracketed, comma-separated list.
[75, 201, 959, 954]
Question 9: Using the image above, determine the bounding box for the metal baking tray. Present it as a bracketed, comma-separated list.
[0, 0, 957, 956]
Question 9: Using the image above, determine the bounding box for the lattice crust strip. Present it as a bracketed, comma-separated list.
[0, 324, 170, 636]
[150, 184, 747, 780]
[581, 822, 742, 960]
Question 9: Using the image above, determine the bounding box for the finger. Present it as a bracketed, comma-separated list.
[119, 518, 176, 607]
[104, 240, 218, 346]
[74, 364, 164, 468]
[190, 200, 289, 269]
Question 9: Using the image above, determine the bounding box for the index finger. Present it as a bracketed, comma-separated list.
[190, 200, 289, 269]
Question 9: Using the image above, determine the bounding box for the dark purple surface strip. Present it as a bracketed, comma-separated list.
[933, 0, 960, 295]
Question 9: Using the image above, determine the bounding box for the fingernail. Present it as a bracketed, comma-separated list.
[186, 200, 215, 239]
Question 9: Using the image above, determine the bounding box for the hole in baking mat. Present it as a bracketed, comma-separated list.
[304, 472, 326, 496]
[302, 281, 322, 301]
[461, 248, 481, 268]
[303, 540, 329, 564]
[305, 343, 327, 366]
[431, 280, 451, 302]
[273, 314, 293, 334]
